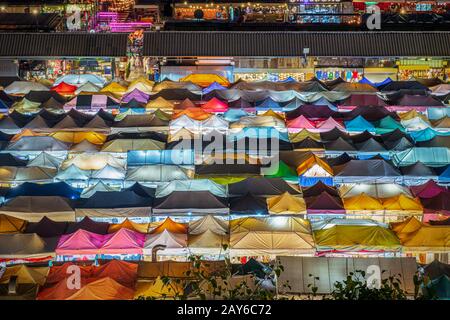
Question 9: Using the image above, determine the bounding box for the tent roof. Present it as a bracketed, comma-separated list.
[151, 217, 187, 234]
[314, 225, 401, 251]
[229, 193, 268, 215]
[0, 214, 27, 234]
[0, 233, 57, 259]
[267, 192, 306, 214]
[24, 216, 68, 238]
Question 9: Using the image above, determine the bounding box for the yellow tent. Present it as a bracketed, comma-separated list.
[266, 192, 306, 214]
[49, 131, 106, 145]
[127, 76, 154, 93]
[0, 214, 27, 233]
[296, 154, 333, 177]
[381, 194, 423, 214]
[108, 218, 149, 234]
[145, 97, 175, 111]
[390, 216, 423, 241]
[208, 176, 248, 185]
[167, 128, 197, 142]
[398, 109, 430, 122]
[314, 225, 402, 252]
[11, 129, 46, 142]
[343, 193, 384, 214]
[289, 130, 321, 143]
[61, 153, 125, 170]
[230, 217, 314, 255]
[100, 82, 128, 96]
[10, 98, 42, 113]
[259, 109, 285, 121]
[180, 74, 229, 87]
[0, 265, 49, 285]
[390, 217, 449, 252]
[134, 277, 184, 299]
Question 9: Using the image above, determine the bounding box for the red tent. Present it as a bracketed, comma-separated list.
[201, 97, 228, 113]
[51, 82, 78, 95]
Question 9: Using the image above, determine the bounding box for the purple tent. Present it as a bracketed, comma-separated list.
[121, 89, 150, 104]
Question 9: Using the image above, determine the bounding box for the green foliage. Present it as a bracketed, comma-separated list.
[137, 244, 287, 300]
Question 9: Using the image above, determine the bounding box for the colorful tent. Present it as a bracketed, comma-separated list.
[266, 192, 306, 214]
[343, 193, 384, 214]
[314, 225, 401, 253]
[134, 277, 184, 299]
[181, 73, 229, 87]
[230, 217, 314, 255]
[51, 82, 77, 95]
[0, 264, 48, 285]
[201, 97, 228, 113]
[0, 214, 27, 234]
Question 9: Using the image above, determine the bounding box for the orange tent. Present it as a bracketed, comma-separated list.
[39, 277, 134, 300]
[44, 260, 138, 288]
[108, 218, 149, 233]
[0, 214, 27, 233]
[11, 129, 46, 142]
[343, 193, 384, 213]
[172, 107, 212, 120]
[296, 154, 333, 176]
[180, 73, 230, 87]
[201, 98, 228, 113]
[390, 216, 424, 242]
[150, 217, 188, 234]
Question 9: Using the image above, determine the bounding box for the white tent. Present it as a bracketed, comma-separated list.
[155, 179, 227, 198]
[339, 183, 412, 198]
[27, 152, 64, 169]
[125, 165, 193, 184]
[4, 81, 49, 95]
[81, 181, 120, 198]
[143, 229, 188, 255]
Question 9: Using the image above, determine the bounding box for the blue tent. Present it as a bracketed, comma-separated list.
[223, 109, 249, 122]
[6, 182, 81, 199]
[423, 275, 450, 300]
[255, 97, 283, 111]
[427, 107, 450, 120]
[127, 149, 194, 166]
[358, 77, 376, 87]
[374, 77, 393, 88]
[279, 76, 297, 83]
[438, 165, 450, 184]
[299, 176, 334, 187]
[410, 128, 450, 142]
[344, 115, 376, 133]
[202, 81, 227, 95]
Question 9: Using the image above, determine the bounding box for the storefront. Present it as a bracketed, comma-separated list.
[397, 58, 447, 80]
[21, 58, 118, 82]
[287, 0, 359, 24]
[233, 57, 314, 82]
[352, 0, 450, 14]
[173, 2, 288, 22]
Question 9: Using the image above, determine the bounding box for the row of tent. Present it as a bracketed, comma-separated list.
[2, 90, 449, 115]
[0, 215, 448, 264]
[3, 76, 449, 96]
[3, 149, 450, 187]
[0, 179, 449, 222]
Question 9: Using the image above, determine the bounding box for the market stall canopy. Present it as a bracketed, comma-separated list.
[0, 214, 27, 234]
[51, 82, 77, 95]
[24, 216, 69, 238]
[0, 264, 48, 285]
[125, 164, 192, 182]
[4, 81, 49, 95]
[339, 183, 412, 199]
[267, 192, 306, 215]
[228, 177, 300, 197]
[230, 217, 314, 255]
[314, 225, 401, 252]
[0, 196, 75, 222]
[155, 179, 227, 198]
[153, 191, 229, 215]
[180, 73, 230, 88]
[5, 182, 80, 199]
[0, 233, 57, 260]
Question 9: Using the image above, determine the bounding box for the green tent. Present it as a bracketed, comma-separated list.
[375, 116, 405, 134]
[393, 147, 450, 167]
[423, 275, 450, 300]
[263, 160, 298, 183]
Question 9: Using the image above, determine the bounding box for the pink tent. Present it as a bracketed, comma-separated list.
[56, 228, 145, 255]
[100, 228, 145, 255]
[56, 229, 104, 255]
[287, 115, 316, 132]
[314, 117, 345, 132]
[201, 97, 228, 113]
[410, 180, 448, 199]
[121, 89, 150, 104]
